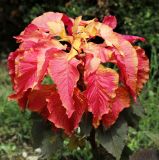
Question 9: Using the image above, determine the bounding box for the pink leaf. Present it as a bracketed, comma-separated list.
[108, 34, 138, 99]
[13, 50, 39, 96]
[83, 43, 114, 75]
[48, 53, 80, 117]
[122, 35, 145, 43]
[8, 50, 21, 86]
[102, 87, 130, 128]
[47, 88, 87, 134]
[100, 26, 138, 99]
[102, 15, 117, 29]
[31, 12, 63, 31]
[8, 39, 63, 100]
[135, 46, 149, 93]
[84, 65, 119, 127]
[15, 24, 48, 43]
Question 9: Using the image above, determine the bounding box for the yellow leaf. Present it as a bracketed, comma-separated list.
[47, 21, 66, 38]
[72, 16, 82, 34]
[67, 38, 81, 61]
[85, 22, 97, 37]
[72, 38, 81, 50]
[67, 48, 78, 61]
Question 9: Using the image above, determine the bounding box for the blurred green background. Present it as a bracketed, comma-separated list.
[0, 0, 159, 159]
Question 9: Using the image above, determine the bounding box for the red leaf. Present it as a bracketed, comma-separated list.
[17, 89, 31, 110]
[8, 40, 62, 100]
[84, 65, 119, 127]
[112, 34, 138, 99]
[135, 46, 149, 93]
[8, 50, 21, 86]
[28, 85, 55, 113]
[47, 88, 87, 135]
[48, 53, 80, 118]
[13, 50, 39, 96]
[102, 87, 130, 128]
[122, 35, 145, 43]
[99, 26, 138, 98]
[15, 24, 48, 43]
[62, 14, 73, 35]
[16, 85, 55, 118]
[70, 88, 87, 130]
[102, 15, 117, 29]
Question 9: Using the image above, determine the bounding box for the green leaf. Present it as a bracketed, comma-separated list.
[41, 131, 63, 158]
[144, 131, 159, 148]
[80, 113, 92, 137]
[122, 99, 144, 128]
[31, 113, 50, 148]
[131, 100, 144, 117]
[96, 117, 128, 160]
[67, 135, 85, 150]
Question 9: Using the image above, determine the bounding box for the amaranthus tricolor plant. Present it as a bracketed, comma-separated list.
[8, 12, 149, 159]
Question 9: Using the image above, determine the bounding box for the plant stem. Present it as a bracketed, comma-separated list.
[88, 128, 100, 160]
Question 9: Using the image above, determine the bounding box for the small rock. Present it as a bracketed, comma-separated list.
[35, 148, 41, 154]
[22, 151, 28, 158]
[27, 156, 39, 160]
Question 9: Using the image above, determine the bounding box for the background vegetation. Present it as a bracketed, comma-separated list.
[0, 0, 159, 159]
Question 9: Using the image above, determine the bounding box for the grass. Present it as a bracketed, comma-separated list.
[128, 49, 159, 151]
[0, 63, 32, 159]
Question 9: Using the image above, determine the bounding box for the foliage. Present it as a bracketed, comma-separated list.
[1, 0, 159, 159]
[7, 11, 150, 159]
[108, 0, 159, 84]
[0, 63, 31, 159]
[128, 81, 159, 151]
[96, 117, 128, 160]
